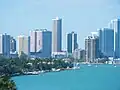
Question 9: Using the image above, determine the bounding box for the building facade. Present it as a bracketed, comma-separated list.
[0, 34, 11, 57]
[10, 37, 16, 53]
[109, 19, 120, 58]
[98, 28, 114, 57]
[18, 35, 30, 56]
[85, 35, 99, 62]
[52, 17, 62, 53]
[0, 35, 3, 55]
[30, 29, 52, 58]
[72, 49, 85, 61]
[67, 31, 78, 54]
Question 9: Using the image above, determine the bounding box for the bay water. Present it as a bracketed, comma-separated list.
[13, 65, 120, 90]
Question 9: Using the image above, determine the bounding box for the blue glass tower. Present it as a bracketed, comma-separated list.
[109, 19, 120, 58]
[2, 33, 11, 57]
[67, 31, 78, 54]
[98, 28, 114, 57]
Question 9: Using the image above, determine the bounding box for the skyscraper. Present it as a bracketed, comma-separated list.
[109, 19, 120, 58]
[18, 35, 30, 56]
[67, 31, 78, 54]
[98, 28, 114, 57]
[85, 35, 99, 62]
[30, 29, 52, 58]
[52, 17, 62, 53]
[10, 37, 16, 53]
[0, 33, 10, 57]
[0, 35, 3, 55]
[30, 30, 37, 53]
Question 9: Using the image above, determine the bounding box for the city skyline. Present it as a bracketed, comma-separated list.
[0, 17, 120, 59]
[0, 18, 120, 50]
[0, 0, 120, 49]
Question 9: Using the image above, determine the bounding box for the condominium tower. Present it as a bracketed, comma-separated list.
[85, 34, 99, 62]
[109, 19, 120, 58]
[98, 28, 114, 57]
[10, 37, 16, 53]
[52, 17, 62, 53]
[67, 31, 78, 54]
[30, 29, 52, 58]
[17, 35, 30, 56]
[0, 34, 11, 57]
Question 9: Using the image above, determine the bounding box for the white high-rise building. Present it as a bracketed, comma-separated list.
[17, 35, 30, 56]
[30, 29, 52, 58]
[85, 35, 99, 62]
[52, 17, 62, 53]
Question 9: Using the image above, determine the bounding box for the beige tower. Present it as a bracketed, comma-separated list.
[18, 35, 30, 56]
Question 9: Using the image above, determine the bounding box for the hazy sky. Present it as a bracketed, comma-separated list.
[0, 0, 120, 49]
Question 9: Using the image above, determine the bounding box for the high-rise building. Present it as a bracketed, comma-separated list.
[10, 37, 16, 53]
[72, 49, 85, 61]
[109, 19, 120, 58]
[85, 35, 99, 62]
[0, 33, 10, 57]
[18, 35, 30, 56]
[0, 35, 3, 55]
[30, 30, 37, 53]
[98, 28, 114, 57]
[52, 17, 62, 53]
[30, 29, 52, 58]
[67, 31, 78, 54]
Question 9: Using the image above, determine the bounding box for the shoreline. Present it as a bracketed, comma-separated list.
[10, 63, 120, 77]
[11, 68, 74, 77]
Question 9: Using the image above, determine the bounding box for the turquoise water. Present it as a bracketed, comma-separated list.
[13, 65, 120, 90]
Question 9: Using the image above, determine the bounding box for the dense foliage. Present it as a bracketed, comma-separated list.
[0, 76, 17, 90]
[0, 55, 73, 90]
[0, 56, 73, 76]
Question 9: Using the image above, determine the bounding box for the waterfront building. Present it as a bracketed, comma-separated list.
[85, 34, 99, 62]
[51, 51, 67, 59]
[10, 37, 16, 53]
[67, 31, 78, 55]
[30, 29, 52, 58]
[109, 19, 120, 58]
[98, 28, 114, 57]
[0, 35, 3, 55]
[72, 49, 85, 61]
[0, 33, 11, 58]
[17, 35, 30, 56]
[52, 17, 62, 53]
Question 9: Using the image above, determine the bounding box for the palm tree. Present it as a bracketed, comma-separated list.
[0, 76, 17, 90]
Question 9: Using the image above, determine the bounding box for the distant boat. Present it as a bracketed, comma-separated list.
[95, 65, 98, 67]
[95, 59, 98, 67]
[88, 62, 91, 67]
[73, 62, 80, 70]
[88, 64, 91, 67]
[113, 60, 116, 67]
[114, 64, 116, 67]
[52, 68, 61, 72]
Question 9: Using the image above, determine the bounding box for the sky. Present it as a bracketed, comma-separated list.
[0, 0, 120, 50]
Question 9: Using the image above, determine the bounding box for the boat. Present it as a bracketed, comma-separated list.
[114, 64, 116, 67]
[55, 69, 61, 72]
[113, 60, 116, 67]
[95, 59, 98, 67]
[88, 63, 91, 67]
[95, 65, 98, 67]
[72, 62, 80, 70]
